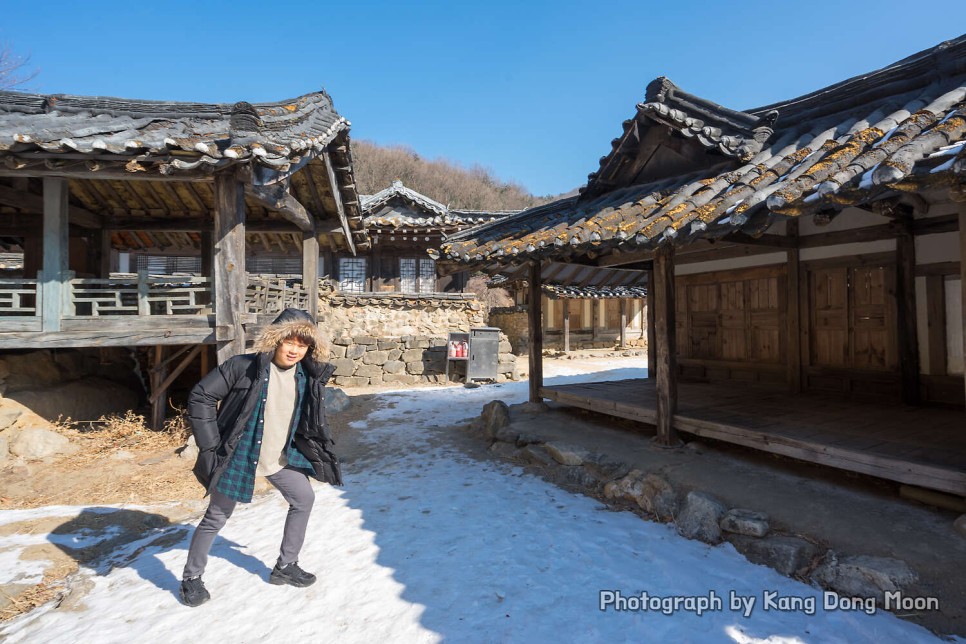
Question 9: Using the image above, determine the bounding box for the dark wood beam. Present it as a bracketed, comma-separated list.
[653, 244, 679, 446]
[528, 261, 544, 403]
[719, 232, 796, 248]
[619, 298, 627, 348]
[302, 231, 320, 322]
[896, 215, 921, 405]
[323, 150, 355, 255]
[562, 299, 570, 353]
[213, 171, 246, 362]
[646, 265, 655, 379]
[246, 183, 314, 232]
[42, 178, 69, 332]
[786, 220, 802, 394]
[0, 184, 102, 228]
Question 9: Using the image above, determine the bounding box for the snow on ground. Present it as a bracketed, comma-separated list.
[0, 358, 949, 643]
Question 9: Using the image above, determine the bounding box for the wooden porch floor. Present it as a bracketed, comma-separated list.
[540, 379, 966, 496]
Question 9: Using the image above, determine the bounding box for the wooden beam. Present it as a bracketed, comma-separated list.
[246, 183, 314, 232]
[41, 178, 69, 332]
[323, 150, 355, 255]
[150, 345, 203, 406]
[653, 244, 679, 445]
[896, 216, 921, 405]
[0, 183, 102, 228]
[620, 298, 628, 348]
[213, 171, 246, 362]
[720, 232, 796, 248]
[786, 220, 802, 393]
[646, 266, 656, 379]
[302, 231, 320, 322]
[562, 298, 570, 353]
[150, 346, 167, 430]
[528, 261, 544, 403]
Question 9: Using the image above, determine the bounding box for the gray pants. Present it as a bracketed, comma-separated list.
[183, 467, 315, 580]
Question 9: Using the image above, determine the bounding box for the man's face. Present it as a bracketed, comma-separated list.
[273, 336, 310, 368]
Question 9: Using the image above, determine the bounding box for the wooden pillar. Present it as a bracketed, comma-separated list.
[200, 231, 213, 280]
[960, 206, 966, 410]
[528, 261, 544, 403]
[302, 231, 320, 321]
[213, 172, 246, 362]
[786, 220, 802, 393]
[591, 299, 599, 341]
[896, 216, 921, 405]
[645, 264, 656, 379]
[41, 178, 69, 332]
[98, 229, 113, 277]
[150, 346, 167, 430]
[653, 245, 679, 446]
[562, 298, 570, 353]
[619, 298, 627, 348]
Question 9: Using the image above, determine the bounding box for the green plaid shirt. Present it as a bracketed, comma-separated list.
[216, 362, 313, 502]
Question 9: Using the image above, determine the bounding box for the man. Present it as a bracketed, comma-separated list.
[181, 308, 342, 607]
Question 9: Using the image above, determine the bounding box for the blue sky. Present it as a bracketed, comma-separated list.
[2, 2, 964, 196]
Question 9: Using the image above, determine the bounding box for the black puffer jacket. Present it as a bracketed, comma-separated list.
[187, 309, 341, 492]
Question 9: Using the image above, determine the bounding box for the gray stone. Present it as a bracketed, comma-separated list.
[9, 427, 78, 460]
[560, 467, 600, 488]
[495, 374, 508, 383]
[603, 469, 646, 502]
[639, 474, 678, 521]
[178, 435, 200, 461]
[676, 491, 727, 543]
[812, 554, 918, 601]
[0, 407, 22, 431]
[377, 340, 397, 350]
[387, 349, 403, 361]
[727, 534, 820, 576]
[355, 364, 383, 378]
[414, 338, 430, 349]
[331, 358, 356, 377]
[480, 400, 511, 440]
[489, 442, 521, 459]
[0, 435, 8, 463]
[329, 344, 347, 359]
[517, 401, 550, 414]
[499, 340, 512, 353]
[324, 387, 351, 414]
[429, 338, 447, 348]
[405, 361, 426, 375]
[520, 445, 554, 467]
[353, 336, 377, 345]
[383, 360, 406, 374]
[332, 335, 352, 346]
[955, 514, 966, 538]
[346, 344, 367, 360]
[544, 442, 587, 466]
[721, 509, 770, 537]
[334, 376, 367, 387]
[402, 348, 425, 362]
[583, 454, 632, 483]
[362, 351, 390, 365]
[382, 374, 417, 385]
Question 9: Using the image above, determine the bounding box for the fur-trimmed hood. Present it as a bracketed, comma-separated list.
[252, 308, 329, 362]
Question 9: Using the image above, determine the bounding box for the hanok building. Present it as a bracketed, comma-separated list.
[438, 36, 966, 496]
[0, 89, 367, 425]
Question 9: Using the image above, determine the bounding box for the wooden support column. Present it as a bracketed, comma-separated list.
[302, 231, 320, 321]
[213, 172, 246, 362]
[786, 220, 802, 393]
[591, 300, 599, 342]
[960, 205, 966, 410]
[98, 229, 113, 277]
[645, 265, 656, 379]
[896, 216, 921, 405]
[562, 299, 571, 353]
[653, 245, 679, 446]
[528, 261, 544, 403]
[200, 231, 213, 282]
[150, 346, 167, 430]
[41, 178, 69, 332]
[619, 298, 627, 348]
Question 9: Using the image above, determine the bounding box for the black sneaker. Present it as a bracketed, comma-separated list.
[179, 576, 210, 607]
[269, 561, 316, 588]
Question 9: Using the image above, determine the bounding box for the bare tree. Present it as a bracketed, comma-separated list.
[0, 43, 38, 90]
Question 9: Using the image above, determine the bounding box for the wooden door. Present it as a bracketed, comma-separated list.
[851, 265, 894, 370]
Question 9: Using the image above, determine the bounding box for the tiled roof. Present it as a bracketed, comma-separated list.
[0, 90, 348, 175]
[439, 35, 966, 267]
[361, 180, 520, 229]
[542, 284, 647, 299]
[488, 260, 648, 297]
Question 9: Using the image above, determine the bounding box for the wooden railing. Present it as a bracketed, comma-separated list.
[0, 278, 40, 316]
[68, 272, 211, 316]
[246, 277, 310, 315]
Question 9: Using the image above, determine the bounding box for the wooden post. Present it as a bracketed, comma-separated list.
[562, 298, 571, 353]
[200, 231, 213, 280]
[591, 299, 599, 342]
[302, 231, 319, 321]
[959, 206, 966, 410]
[137, 269, 150, 316]
[653, 245, 679, 446]
[213, 171, 246, 362]
[41, 178, 69, 332]
[99, 229, 113, 277]
[150, 346, 167, 430]
[786, 219, 802, 393]
[896, 216, 920, 405]
[528, 261, 544, 403]
[619, 298, 627, 348]
[645, 264, 656, 379]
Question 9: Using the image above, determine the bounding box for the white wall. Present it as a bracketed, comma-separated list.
[946, 278, 964, 375]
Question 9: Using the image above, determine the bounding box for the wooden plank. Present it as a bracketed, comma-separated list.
[0, 183, 102, 228]
[562, 298, 570, 353]
[0, 328, 215, 348]
[915, 261, 961, 277]
[150, 345, 202, 405]
[896, 218, 920, 404]
[302, 232, 320, 321]
[150, 346, 167, 430]
[41, 178, 69, 332]
[213, 171, 246, 362]
[528, 261, 543, 403]
[0, 318, 42, 332]
[646, 266, 656, 379]
[653, 244, 679, 446]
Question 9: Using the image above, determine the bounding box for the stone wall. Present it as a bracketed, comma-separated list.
[319, 293, 517, 386]
[488, 307, 529, 354]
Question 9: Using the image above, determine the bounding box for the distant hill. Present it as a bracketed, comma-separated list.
[351, 139, 562, 211]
